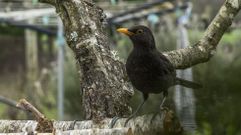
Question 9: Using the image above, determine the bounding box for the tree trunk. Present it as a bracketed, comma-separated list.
[0, 0, 240, 134]
[38, 0, 241, 132]
[40, 0, 133, 122]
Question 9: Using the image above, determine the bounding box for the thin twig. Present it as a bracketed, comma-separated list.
[0, 95, 24, 111]
[164, 0, 241, 69]
[16, 99, 45, 121]
[16, 99, 54, 133]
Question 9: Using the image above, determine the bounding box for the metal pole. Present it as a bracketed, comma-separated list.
[174, 2, 197, 131]
[57, 17, 65, 120]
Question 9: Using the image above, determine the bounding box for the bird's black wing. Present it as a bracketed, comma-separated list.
[159, 53, 202, 89]
[158, 53, 176, 76]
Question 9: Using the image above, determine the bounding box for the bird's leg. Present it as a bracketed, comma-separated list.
[109, 93, 148, 128]
[160, 96, 166, 109]
[69, 120, 79, 130]
[160, 90, 168, 109]
[151, 91, 168, 123]
[109, 116, 121, 128]
[124, 95, 147, 127]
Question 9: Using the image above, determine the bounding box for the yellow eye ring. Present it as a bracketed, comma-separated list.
[136, 29, 143, 34]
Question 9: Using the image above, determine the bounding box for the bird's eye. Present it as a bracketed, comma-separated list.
[136, 29, 143, 34]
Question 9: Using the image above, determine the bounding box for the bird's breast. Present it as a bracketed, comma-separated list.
[126, 52, 165, 93]
[126, 52, 158, 76]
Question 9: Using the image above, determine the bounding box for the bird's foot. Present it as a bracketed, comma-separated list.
[124, 115, 135, 127]
[109, 115, 137, 128]
[150, 96, 167, 123]
[109, 116, 121, 128]
[150, 106, 169, 123]
[160, 106, 169, 111]
[69, 120, 78, 130]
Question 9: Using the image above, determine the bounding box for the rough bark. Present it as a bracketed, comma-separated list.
[16, 99, 54, 133]
[0, 103, 183, 134]
[34, 0, 241, 133]
[39, 0, 133, 121]
[0, 112, 176, 135]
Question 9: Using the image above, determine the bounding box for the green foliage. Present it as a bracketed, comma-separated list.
[221, 29, 241, 45]
[1, 15, 240, 134]
[40, 88, 58, 119]
[39, 47, 82, 120]
[63, 48, 83, 120]
[115, 27, 241, 134]
[190, 29, 241, 135]
[0, 24, 24, 36]
[0, 104, 6, 117]
[194, 122, 212, 135]
[155, 28, 177, 51]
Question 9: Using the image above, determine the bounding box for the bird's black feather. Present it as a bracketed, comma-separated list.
[110, 25, 202, 128]
[125, 25, 201, 96]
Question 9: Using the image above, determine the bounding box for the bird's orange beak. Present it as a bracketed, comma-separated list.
[117, 28, 134, 36]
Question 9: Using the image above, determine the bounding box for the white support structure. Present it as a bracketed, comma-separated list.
[0, 1, 146, 26]
[57, 17, 65, 120]
[0, 8, 55, 21]
[174, 2, 197, 131]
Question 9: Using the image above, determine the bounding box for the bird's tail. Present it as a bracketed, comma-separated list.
[175, 77, 202, 89]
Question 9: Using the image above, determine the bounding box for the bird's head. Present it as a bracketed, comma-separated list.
[117, 25, 156, 49]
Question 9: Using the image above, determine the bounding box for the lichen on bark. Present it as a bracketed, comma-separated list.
[164, 0, 241, 69]
[1, 0, 241, 134]
[39, 0, 241, 125]
[40, 0, 133, 122]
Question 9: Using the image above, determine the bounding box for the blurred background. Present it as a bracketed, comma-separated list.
[0, 0, 241, 134]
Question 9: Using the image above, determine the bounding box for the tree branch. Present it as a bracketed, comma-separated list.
[16, 99, 54, 133]
[0, 96, 24, 111]
[16, 99, 45, 121]
[39, 0, 133, 121]
[0, 108, 184, 135]
[31, 0, 241, 134]
[164, 0, 241, 69]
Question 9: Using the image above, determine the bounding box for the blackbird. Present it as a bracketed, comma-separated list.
[110, 25, 201, 127]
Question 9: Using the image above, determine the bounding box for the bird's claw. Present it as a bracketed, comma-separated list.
[109, 116, 121, 128]
[160, 106, 169, 112]
[69, 120, 78, 130]
[124, 116, 133, 127]
[109, 115, 136, 128]
[150, 106, 169, 123]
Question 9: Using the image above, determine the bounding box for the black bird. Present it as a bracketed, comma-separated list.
[110, 25, 201, 127]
